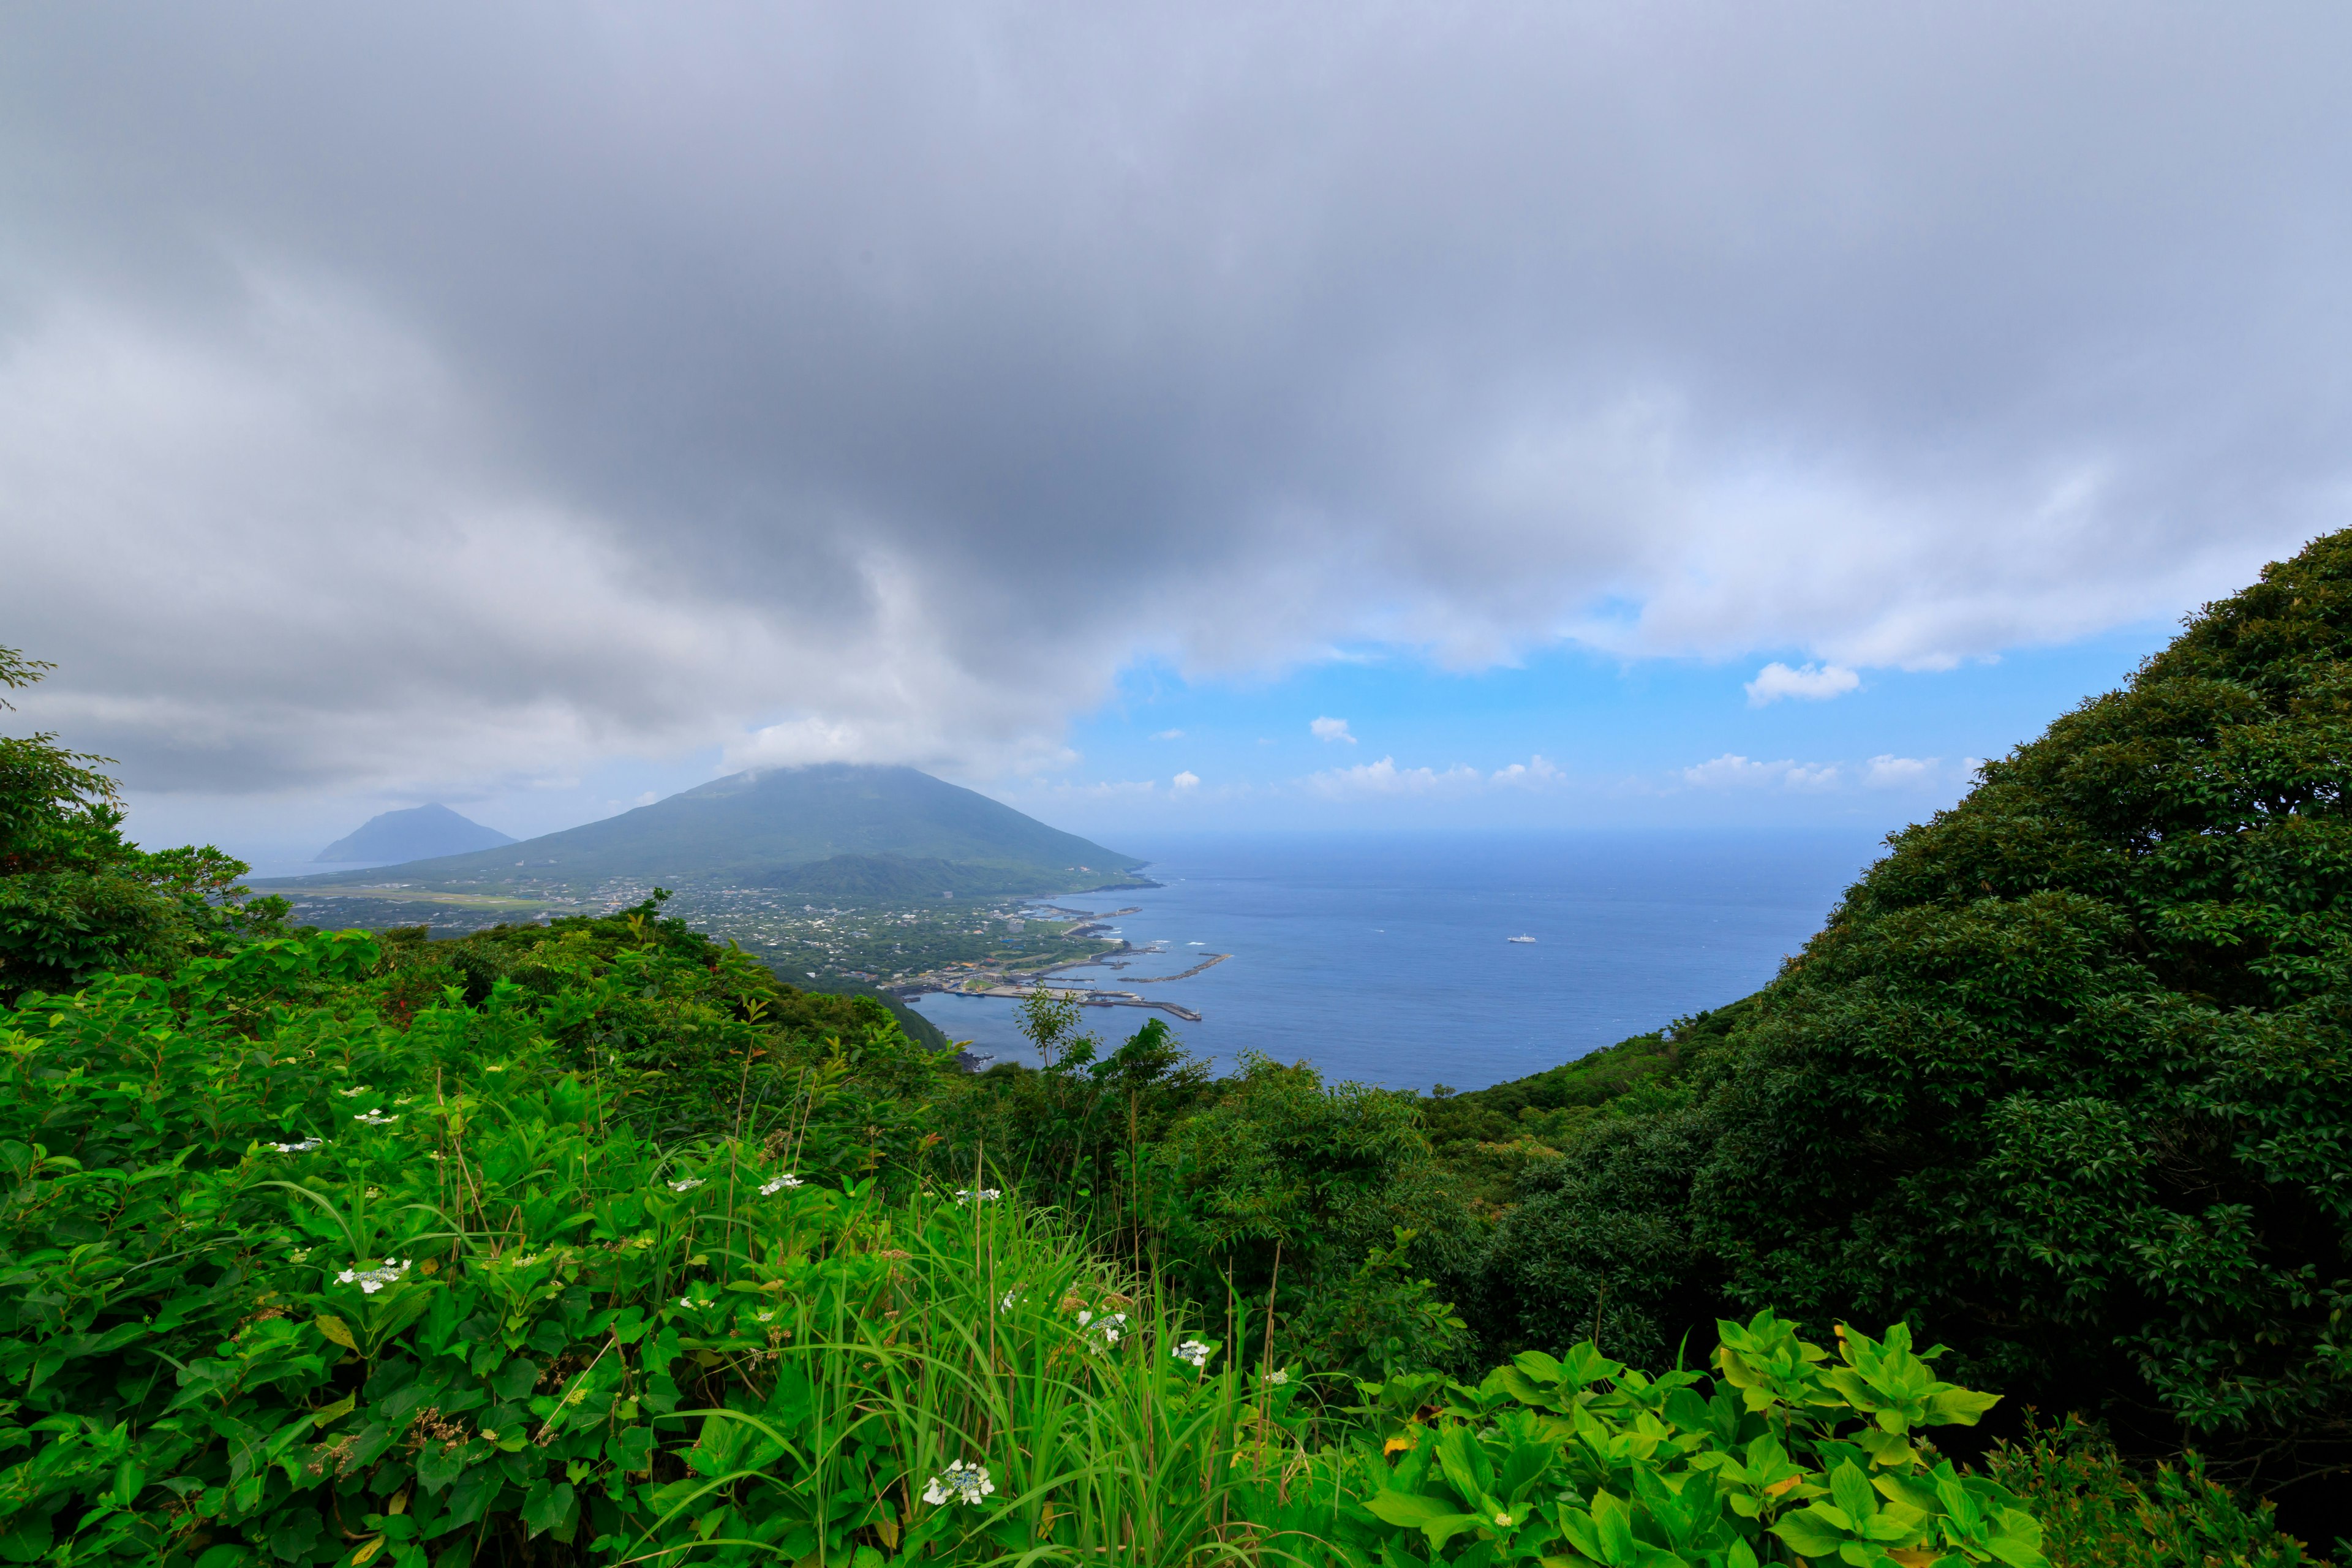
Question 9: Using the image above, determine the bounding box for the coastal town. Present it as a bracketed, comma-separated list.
[276, 879, 1223, 1022]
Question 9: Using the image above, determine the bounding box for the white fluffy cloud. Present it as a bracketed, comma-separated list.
[1490, 756, 1562, 788]
[1681, 752, 1969, 794]
[1746, 663, 1863, 707]
[1864, 755, 1937, 789]
[1171, 770, 1200, 792]
[1, 5, 2343, 797]
[1681, 755, 1841, 792]
[1305, 754, 1560, 799]
[1311, 717, 1357, 745]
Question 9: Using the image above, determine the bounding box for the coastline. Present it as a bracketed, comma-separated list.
[888, 900, 1220, 1023]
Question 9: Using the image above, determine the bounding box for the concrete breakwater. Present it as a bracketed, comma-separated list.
[1103, 952, 1229, 984]
[926, 982, 1203, 1023]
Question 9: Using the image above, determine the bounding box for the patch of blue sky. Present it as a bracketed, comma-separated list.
[1019, 619, 2180, 831]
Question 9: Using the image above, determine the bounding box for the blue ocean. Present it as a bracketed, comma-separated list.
[909, 829, 1885, 1091]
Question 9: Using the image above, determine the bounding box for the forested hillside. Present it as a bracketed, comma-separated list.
[1452, 530, 2352, 1506]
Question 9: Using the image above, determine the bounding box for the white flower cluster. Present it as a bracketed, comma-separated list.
[677, 1293, 717, 1310]
[1077, 1308, 1128, 1352]
[1172, 1339, 1213, 1370]
[921, 1460, 995, 1507]
[266, 1137, 324, 1153]
[668, 1177, 704, 1193]
[335, 1084, 371, 1098]
[1267, 1368, 1290, 1387]
[352, 1110, 399, 1126]
[998, 1290, 1022, 1314]
[759, 1174, 803, 1195]
[954, 1188, 1002, 1204]
[336, 1259, 410, 1294]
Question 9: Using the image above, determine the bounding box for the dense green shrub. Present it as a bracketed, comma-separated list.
[0, 646, 288, 1002]
[0, 934, 1276, 1566]
[1, 923, 2059, 1568]
[1461, 529, 2352, 1493]
[1331, 1310, 2035, 1568]
[1983, 1416, 2326, 1568]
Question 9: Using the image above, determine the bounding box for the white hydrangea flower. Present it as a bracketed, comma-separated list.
[1267, 1368, 1290, 1387]
[758, 1174, 803, 1195]
[1077, 1310, 1128, 1352]
[267, 1137, 323, 1153]
[337, 1259, 410, 1294]
[668, 1177, 704, 1193]
[353, 1110, 399, 1126]
[335, 1085, 371, 1098]
[952, 1188, 1002, 1204]
[1172, 1339, 1213, 1369]
[921, 1460, 995, 1507]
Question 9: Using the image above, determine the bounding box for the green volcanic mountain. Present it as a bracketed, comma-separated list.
[266, 764, 1147, 897]
[315, 802, 515, 862]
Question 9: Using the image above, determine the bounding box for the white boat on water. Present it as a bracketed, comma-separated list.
[1507, 933, 1536, 944]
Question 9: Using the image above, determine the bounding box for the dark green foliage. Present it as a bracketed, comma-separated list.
[1983, 1415, 2329, 1568]
[1422, 1003, 1751, 1212]
[1462, 529, 2352, 1496]
[1473, 1103, 1719, 1369]
[1423, 1000, 1750, 1150]
[0, 933, 1230, 1567]
[1156, 1052, 1478, 1381]
[0, 646, 289, 1001]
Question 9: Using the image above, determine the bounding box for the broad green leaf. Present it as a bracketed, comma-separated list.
[1366, 1492, 1458, 1529]
[519, 1480, 576, 1540]
[1771, 1507, 1852, 1559]
[1925, 1389, 2000, 1427]
[1830, 1462, 1877, 1527]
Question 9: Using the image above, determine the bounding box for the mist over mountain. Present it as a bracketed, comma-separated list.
[270, 764, 1146, 897]
[314, 803, 514, 863]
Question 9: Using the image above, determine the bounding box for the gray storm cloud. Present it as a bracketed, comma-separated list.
[2, 2, 2345, 794]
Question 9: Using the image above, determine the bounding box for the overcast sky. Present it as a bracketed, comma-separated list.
[4, 4, 2345, 864]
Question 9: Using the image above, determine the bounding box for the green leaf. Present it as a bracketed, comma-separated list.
[609, 1425, 656, 1473]
[1773, 1506, 1855, 1558]
[521, 1480, 577, 1540]
[1366, 1493, 1458, 1529]
[1830, 1463, 1877, 1526]
[1924, 1388, 2000, 1427]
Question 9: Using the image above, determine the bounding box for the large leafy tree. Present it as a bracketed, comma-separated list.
[0, 644, 285, 1000]
[1496, 531, 2352, 1487]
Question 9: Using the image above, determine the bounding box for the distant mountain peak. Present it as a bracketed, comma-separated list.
[315, 803, 517, 864]
[278, 764, 1143, 897]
